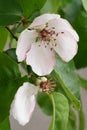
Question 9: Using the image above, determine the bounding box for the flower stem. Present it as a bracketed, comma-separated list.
[5, 26, 18, 41]
[79, 106, 85, 130]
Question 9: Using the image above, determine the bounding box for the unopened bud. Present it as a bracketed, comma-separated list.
[41, 77, 47, 82]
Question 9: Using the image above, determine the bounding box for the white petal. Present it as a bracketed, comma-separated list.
[48, 18, 79, 42]
[29, 13, 60, 28]
[10, 82, 38, 126]
[53, 31, 78, 62]
[16, 29, 37, 62]
[26, 43, 56, 76]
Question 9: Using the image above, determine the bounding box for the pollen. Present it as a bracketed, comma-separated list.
[29, 25, 58, 49]
[40, 80, 56, 93]
[39, 29, 51, 42]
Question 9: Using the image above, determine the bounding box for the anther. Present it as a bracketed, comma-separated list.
[50, 48, 53, 51]
[54, 44, 56, 46]
[28, 28, 32, 30]
[56, 33, 58, 36]
[52, 27, 55, 29]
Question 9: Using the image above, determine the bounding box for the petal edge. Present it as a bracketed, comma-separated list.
[10, 82, 38, 125]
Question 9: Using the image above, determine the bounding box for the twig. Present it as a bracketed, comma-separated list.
[5, 26, 18, 41]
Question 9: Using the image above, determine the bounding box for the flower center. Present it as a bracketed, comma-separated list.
[28, 24, 65, 49]
[36, 77, 56, 93]
[40, 80, 56, 92]
[39, 29, 51, 42]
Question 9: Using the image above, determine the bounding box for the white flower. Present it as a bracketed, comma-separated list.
[16, 14, 79, 76]
[10, 77, 51, 126]
[10, 82, 38, 126]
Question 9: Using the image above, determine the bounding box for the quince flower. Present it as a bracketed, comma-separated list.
[16, 14, 79, 76]
[10, 77, 54, 125]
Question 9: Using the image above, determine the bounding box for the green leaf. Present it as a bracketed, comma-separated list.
[74, 11, 87, 68]
[62, 0, 82, 23]
[52, 55, 80, 110]
[41, 0, 60, 13]
[79, 106, 85, 130]
[57, 0, 73, 17]
[37, 92, 53, 115]
[79, 76, 87, 90]
[49, 92, 69, 130]
[82, 0, 87, 11]
[5, 48, 18, 62]
[67, 109, 76, 130]
[0, 117, 10, 130]
[0, 0, 22, 26]
[17, 0, 47, 17]
[0, 27, 8, 51]
[60, 0, 73, 7]
[0, 52, 28, 122]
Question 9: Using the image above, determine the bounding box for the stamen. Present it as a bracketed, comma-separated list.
[35, 26, 58, 49]
[28, 28, 32, 30]
[40, 79, 56, 93]
[52, 27, 55, 29]
[56, 33, 58, 36]
[46, 22, 48, 27]
[50, 48, 53, 51]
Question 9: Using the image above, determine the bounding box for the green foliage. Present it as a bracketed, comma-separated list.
[0, 27, 8, 51]
[82, 0, 87, 11]
[0, 0, 46, 26]
[5, 48, 18, 62]
[16, 0, 47, 17]
[0, 117, 10, 130]
[52, 55, 80, 110]
[41, 0, 60, 13]
[49, 92, 69, 130]
[74, 10, 87, 68]
[79, 76, 87, 90]
[63, 0, 82, 23]
[60, 0, 73, 7]
[67, 109, 76, 130]
[37, 92, 53, 115]
[0, 53, 28, 122]
[0, 0, 22, 26]
[79, 107, 85, 130]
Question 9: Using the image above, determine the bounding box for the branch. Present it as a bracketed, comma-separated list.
[5, 26, 18, 41]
